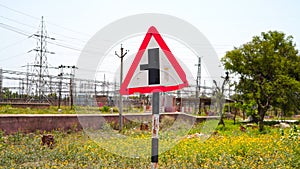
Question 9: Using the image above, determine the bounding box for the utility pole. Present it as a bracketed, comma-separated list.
[195, 56, 202, 114]
[115, 44, 128, 132]
[26, 63, 29, 96]
[58, 65, 64, 109]
[49, 76, 53, 94]
[70, 66, 77, 110]
[195, 56, 201, 98]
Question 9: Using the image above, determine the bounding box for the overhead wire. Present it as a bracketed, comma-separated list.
[0, 52, 28, 62]
[0, 22, 100, 56]
[0, 22, 31, 37]
[0, 15, 108, 56]
[1, 16, 87, 44]
[0, 15, 90, 47]
[0, 3, 91, 38]
[0, 4, 233, 93]
[0, 3, 239, 53]
[0, 15, 37, 30]
[0, 4, 233, 79]
[0, 4, 228, 51]
[0, 4, 40, 20]
[0, 4, 233, 49]
[0, 37, 29, 52]
[0, 21, 231, 65]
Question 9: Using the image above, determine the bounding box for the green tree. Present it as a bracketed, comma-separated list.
[222, 31, 300, 131]
[2, 87, 12, 99]
[242, 99, 258, 122]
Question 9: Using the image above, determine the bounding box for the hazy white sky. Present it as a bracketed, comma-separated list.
[0, 0, 299, 76]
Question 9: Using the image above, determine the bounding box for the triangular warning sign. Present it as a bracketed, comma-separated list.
[120, 26, 188, 95]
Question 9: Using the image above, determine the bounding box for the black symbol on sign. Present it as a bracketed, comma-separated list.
[140, 48, 160, 85]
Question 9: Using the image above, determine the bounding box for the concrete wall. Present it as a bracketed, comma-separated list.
[0, 113, 219, 134]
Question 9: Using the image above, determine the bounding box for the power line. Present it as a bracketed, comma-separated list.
[46, 40, 82, 52]
[0, 52, 28, 62]
[0, 12, 234, 54]
[0, 22, 87, 53]
[1, 5, 231, 48]
[51, 33, 88, 44]
[0, 3, 91, 37]
[0, 21, 105, 56]
[0, 37, 29, 53]
[1, 20, 230, 56]
[0, 22, 31, 37]
[0, 15, 37, 30]
[0, 4, 40, 20]
[45, 21, 91, 38]
[1, 15, 90, 47]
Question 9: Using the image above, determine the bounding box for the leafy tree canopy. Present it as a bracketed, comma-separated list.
[222, 30, 300, 131]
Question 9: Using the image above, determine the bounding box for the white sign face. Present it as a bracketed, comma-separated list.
[128, 38, 183, 89]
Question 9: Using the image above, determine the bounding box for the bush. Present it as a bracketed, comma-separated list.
[99, 106, 110, 112]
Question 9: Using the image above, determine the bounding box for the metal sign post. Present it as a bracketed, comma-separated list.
[151, 92, 160, 169]
[119, 26, 188, 168]
[140, 48, 160, 168]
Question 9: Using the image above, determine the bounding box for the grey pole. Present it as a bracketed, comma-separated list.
[151, 92, 160, 169]
[140, 48, 160, 168]
[115, 44, 128, 132]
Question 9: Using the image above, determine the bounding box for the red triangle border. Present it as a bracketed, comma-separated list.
[120, 26, 188, 95]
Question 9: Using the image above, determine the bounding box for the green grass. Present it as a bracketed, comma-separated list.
[0, 121, 299, 168]
[0, 105, 146, 114]
[0, 105, 77, 114]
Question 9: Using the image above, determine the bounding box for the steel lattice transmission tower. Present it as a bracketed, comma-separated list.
[29, 16, 55, 102]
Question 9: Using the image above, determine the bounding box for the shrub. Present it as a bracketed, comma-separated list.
[99, 106, 110, 112]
